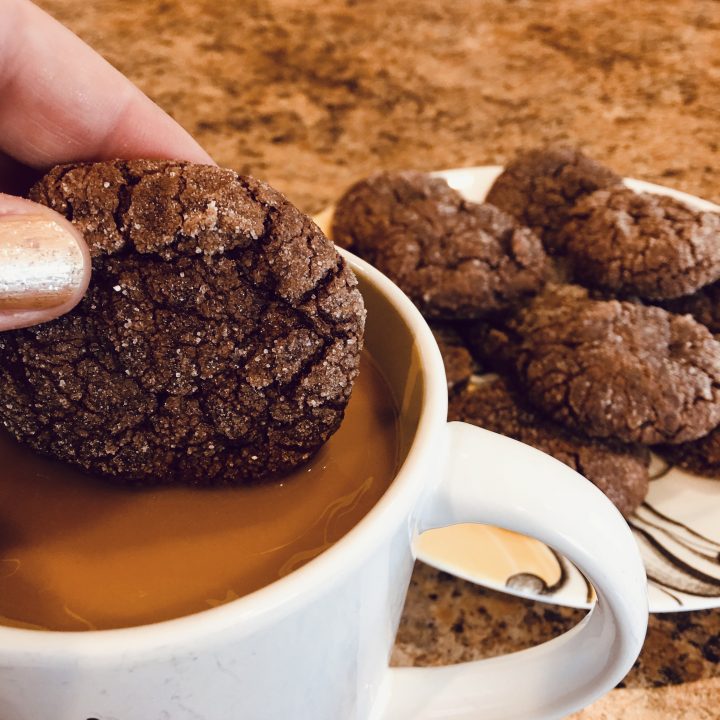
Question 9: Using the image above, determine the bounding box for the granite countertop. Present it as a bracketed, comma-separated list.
[37, 0, 720, 715]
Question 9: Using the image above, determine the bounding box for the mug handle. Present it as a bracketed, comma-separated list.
[379, 421, 648, 720]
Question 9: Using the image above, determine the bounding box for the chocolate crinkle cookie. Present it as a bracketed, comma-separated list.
[332, 170, 462, 251]
[657, 427, 720, 478]
[0, 160, 365, 486]
[560, 187, 720, 300]
[449, 376, 650, 516]
[430, 323, 478, 394]
[485, 145, 622, 252]
[661, 279, 720, 335]
[481, 284, 720, 445]
[331, 171, 549, 319]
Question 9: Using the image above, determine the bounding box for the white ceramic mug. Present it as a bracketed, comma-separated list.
[0, 252, 648, 720]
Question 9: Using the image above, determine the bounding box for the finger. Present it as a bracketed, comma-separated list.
[0, 0, 214, 168]
[0, 193, 91, 331]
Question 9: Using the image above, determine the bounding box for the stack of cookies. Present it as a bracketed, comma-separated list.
[332, 145, 720, 517]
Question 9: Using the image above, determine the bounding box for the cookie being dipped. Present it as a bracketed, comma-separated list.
[449, 376, 650, 516]
[332, 171, 549, 319]
[0, 160, 365, 486]
[479, 284, 720, 445]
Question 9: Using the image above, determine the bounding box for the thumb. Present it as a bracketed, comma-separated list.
[0, 193, 90, 331]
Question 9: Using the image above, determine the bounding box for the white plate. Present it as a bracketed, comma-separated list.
[316, 166, 720, 613]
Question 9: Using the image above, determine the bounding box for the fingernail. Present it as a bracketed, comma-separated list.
[0, 216, 86, 311]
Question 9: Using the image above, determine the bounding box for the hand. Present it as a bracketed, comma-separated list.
[0, 0, 213, 331]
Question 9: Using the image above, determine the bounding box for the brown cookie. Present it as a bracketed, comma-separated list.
[662, 280, 720, 334]
[332, 171, 549, 319]
[449, 376, 650, 516]
[430, 323, 478, 394]
[0, 160, 365, 486]
[560, 187, 720, 300]
[656, 427, 720, 478]
[332, 170, 463, 251]
[480, 284, 720, 445]
[459, 319, 502, 368]
[485, 145, 622, 251]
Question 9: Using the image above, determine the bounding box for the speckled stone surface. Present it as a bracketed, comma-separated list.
[32, 0, 720, 715]
[393, 565, 720, 690]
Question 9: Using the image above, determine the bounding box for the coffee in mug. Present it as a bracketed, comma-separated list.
[0, 351, 397, 631]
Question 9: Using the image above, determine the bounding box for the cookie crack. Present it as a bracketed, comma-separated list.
[5, 160, 364, 485]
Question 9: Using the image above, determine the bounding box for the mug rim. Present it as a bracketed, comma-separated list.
[0, 250, 448, 656]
